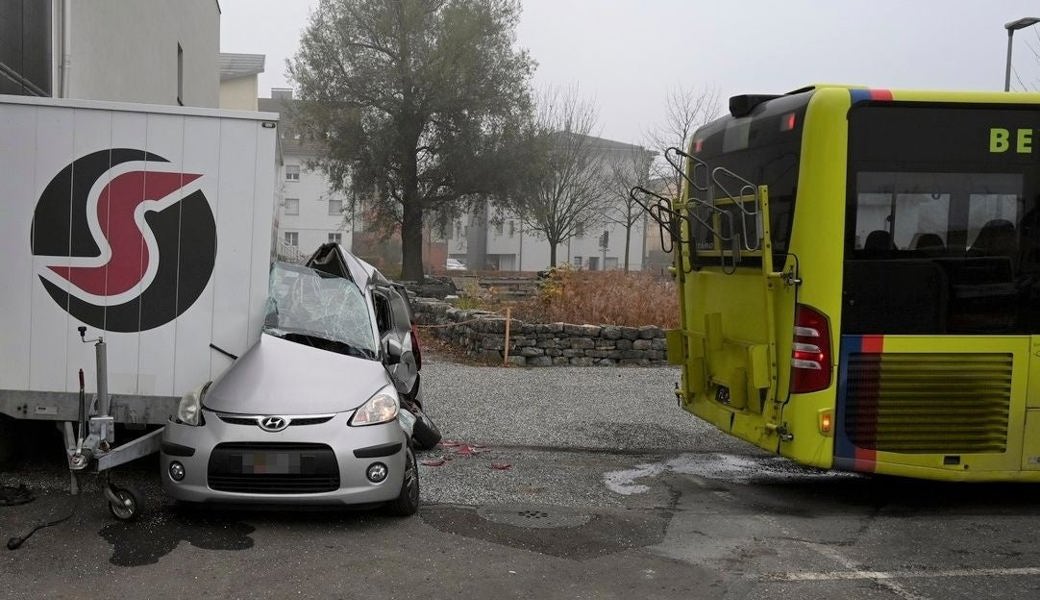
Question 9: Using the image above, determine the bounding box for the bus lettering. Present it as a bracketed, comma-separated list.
[990, 128, 1010, 152]
[989, 127, 1034, 153]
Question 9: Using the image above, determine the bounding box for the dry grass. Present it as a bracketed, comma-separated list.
[514, 267, 679, 328]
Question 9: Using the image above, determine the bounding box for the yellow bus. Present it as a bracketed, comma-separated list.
[636, 84, 1040, 481]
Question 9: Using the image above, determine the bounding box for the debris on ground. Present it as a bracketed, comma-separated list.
[0, 485, 34, 507]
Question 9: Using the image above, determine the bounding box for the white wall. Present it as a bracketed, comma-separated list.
[219, 76, 259, 111]
[61, 0, 219, 107]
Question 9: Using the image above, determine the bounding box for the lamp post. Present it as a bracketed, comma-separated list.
[1005, 17, 1040, 92]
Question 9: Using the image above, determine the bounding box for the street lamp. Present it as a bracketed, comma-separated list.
[1005, 17, 1040, 92]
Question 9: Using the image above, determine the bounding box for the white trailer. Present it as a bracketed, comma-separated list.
[0, 95, 279, 438]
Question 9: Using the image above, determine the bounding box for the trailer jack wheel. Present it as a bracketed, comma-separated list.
[106, 484, 141, 522]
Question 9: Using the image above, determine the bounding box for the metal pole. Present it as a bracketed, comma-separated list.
[1005, 29, 1015, 92]
[95, 338, 109, 417]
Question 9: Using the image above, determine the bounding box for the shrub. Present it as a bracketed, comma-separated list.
[515, 267, 678, 328]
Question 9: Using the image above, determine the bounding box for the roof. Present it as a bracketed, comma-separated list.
[219, 53, 265, 81]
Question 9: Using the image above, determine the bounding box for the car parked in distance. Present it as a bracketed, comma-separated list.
[161, 247, 426, 514]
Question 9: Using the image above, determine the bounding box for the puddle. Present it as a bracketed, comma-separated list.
[100, 509, 255, 567]
[604, 453, 855, 495]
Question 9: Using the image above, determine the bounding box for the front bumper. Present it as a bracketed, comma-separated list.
[160, 410, 408, 506]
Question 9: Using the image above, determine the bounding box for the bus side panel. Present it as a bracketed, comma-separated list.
[773, 88, 855, 469]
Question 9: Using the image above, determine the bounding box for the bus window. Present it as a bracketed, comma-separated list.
[690, 91, 809, 267]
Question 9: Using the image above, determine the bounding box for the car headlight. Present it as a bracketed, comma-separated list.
[177, 382, 210, 426]
[349, 386, 399, 427]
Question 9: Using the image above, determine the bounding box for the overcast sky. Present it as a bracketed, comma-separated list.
[220, 0, 1040, 145]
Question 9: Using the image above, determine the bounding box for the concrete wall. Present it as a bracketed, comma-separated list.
[411, 297, 668, 367]
[62, 0, 219, 107]
[219, 75, 259, 111]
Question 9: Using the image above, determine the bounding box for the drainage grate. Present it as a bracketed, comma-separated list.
[476, 504, 592, 529]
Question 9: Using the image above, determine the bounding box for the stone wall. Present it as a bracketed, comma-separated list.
[411, 297, 667, 367]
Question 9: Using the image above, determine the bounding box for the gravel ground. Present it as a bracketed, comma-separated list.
[413, 351, 767, 508]
[418, 352, 757, 455]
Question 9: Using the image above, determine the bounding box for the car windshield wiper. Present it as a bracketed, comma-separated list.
[265, 328, 376, 360]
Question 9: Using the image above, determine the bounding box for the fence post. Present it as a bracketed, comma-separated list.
[503, 307, 512, 367]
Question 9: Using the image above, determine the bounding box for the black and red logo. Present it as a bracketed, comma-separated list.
[30, 149, 217, 332]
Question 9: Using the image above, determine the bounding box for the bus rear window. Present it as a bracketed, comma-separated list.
[689, 92, 810, 265]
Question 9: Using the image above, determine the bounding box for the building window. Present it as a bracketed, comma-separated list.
[574, 256, 583, 269]
[176, 43, 184, 106]
[284, 231, 299, 247]
[328, 199, 343, 216]
[284, 198, 299, 215]
[576, 223, 585, 238]
[328, 232, 342, 244]
[494, 221, 503, 235]
[509, 220, 516, 237]
[286, 165, 300, 182]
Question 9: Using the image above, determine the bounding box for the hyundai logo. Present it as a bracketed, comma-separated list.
[258, 416, 290, 432]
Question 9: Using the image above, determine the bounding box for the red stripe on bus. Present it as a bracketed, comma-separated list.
[869, 89, 894, 101]
[861, 335, 884, 353]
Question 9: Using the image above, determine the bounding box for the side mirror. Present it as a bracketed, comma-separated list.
[384, 338, 404, 365]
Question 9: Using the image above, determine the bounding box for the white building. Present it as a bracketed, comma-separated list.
[218, 53, 264, 111]
[259, 89, 354, 260]
[445, 136, 650, 272]
[1, 0, 220, 106]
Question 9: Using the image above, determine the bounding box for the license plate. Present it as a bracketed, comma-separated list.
[240, 452, 300, 474]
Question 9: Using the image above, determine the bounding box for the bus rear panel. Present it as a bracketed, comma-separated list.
[673, 85, 1040, 481]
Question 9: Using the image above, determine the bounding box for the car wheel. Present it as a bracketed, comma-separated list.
[411, 408, 442, 451]
[386, 447, 419, 517]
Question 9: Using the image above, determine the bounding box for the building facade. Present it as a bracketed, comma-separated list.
[2, 0, 220, 106]
[444, 135, 651, 272]
[260, 89, 353, 261]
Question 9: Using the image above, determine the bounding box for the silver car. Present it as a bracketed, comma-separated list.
[160, 248, 421, 514]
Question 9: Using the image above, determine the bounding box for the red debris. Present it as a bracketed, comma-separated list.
[420, 457, 447, 467]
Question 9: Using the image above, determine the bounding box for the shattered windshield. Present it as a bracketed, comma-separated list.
[264, 262, 377, 359]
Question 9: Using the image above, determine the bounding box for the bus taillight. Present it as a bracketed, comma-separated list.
[790, 304, 832, 394]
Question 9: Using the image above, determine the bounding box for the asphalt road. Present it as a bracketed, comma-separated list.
[3, 353, 1040, 599]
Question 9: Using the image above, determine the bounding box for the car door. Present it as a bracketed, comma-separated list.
[373, 287, 418, 396]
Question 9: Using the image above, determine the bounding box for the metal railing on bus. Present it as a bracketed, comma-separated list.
[630, 147, 767, 274]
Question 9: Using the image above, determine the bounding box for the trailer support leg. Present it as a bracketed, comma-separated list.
[59, 422, 80, 495]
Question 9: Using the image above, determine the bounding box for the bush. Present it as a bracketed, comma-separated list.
[515, 267, 678, 328]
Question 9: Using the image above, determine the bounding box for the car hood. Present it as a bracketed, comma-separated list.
[203, 333, 391, 415]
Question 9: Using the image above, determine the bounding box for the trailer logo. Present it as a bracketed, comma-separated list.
[30, 149, 217, 332]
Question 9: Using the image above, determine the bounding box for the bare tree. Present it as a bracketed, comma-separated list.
[646, 85, 721, 199]
[605, 148, 654, 271]
[514, 87, 607, 267]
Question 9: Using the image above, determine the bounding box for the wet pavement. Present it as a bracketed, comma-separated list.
[3, 355, 1040, 599]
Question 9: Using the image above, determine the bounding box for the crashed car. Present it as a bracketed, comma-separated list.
[160, 245, 437, 514]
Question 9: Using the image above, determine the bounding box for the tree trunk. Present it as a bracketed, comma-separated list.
[548, 241, 558, 267]
[401, 200, 424, 281]
[399, 129, 424, 281]
[623, 224, 632, 272]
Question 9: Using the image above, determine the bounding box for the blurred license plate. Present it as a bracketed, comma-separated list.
[241, 452, 300, 474]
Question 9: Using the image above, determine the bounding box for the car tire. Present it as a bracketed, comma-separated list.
[411, 408, 442, 451]
[386, 447, 419, 517]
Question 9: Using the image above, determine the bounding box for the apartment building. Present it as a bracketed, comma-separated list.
[445, 135, 651, 272]
[2, 0, 220, 106]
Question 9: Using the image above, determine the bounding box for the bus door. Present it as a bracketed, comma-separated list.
[837, 102, 1040, 477]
